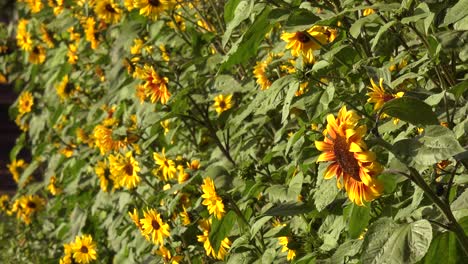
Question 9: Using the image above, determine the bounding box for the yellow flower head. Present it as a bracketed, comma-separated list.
[139, 208, 171, 245]
[48, 175, 62, 195]
[201, 177, 225, 219]
[95, 160, 110, 192]
[363, 8, 375, 16]
[253, 55, 273, 90]
[71, 234, 97, 264]
[367, 78, 404, 111]
[18, 195, 46, 224]
[153, 149, 177, 181]
[109, 151, 141, 189]
[314, 106, 383, 206]
[281, 26, 336, 64]
[40, 24, 55, 48]
[134, 0, 176, 20]
[18, 91, 34, 116]
[213, 94, 233, 115]
[94, 0, 122, 24]
[0, 195, 9, 212]
[28, 45, 46, 64]
[278, 236, 297, 261]
[139, 65, 171, 104]
[84, 17, 99, 50]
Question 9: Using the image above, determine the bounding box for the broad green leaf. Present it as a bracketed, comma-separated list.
[285, 9, 320, 29]
[18, 160, 39, 187]
[443, 0, 468, 26]
[222, 0, 253, 47]
[381, 97, 439, 126]
[263, 202, 314, 216]
[224, 0, 243, 23]
[250, 216, 272, 239]
[313, 170, 340, 212]
[330, 239, 363, 264]
[221, 7, 272, 70]
[423, 231, 468, 264]
[449, 80, 468, 99]
[371, 21, 396, 51]
[350, 15, 378, 38]
[281, 80, 299, 124]
[362, 219, 432, 264]
[209, 210, 237, 252]
[287, 172, 303, 200]
[347, 204, 371, 239]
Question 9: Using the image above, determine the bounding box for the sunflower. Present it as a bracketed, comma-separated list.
[84, 17, 99, 50]
[71, 234, 97, 264]
[253, 55, 273, 90]
[109, 151, 141, 189]
[201, 177, 225, 219]
[213, 94, 233, 115]
[48, 0, 64, 15]
[179, 206, 191, 226]
[153, 149, 177, 181]
[93, 118, 129, 154]
[177, 165, 189, 183]
[278, 236, 297, 261]
[94, 0, 122, 24]
[281, 26, 337, 64]
[28, 45, 46, 64]
[155, 246, 183, 263]
[159, 44, 170, 62]
[47, 175, 62, 195]
[314, 106, 383, 206]
[18, 91, 34, 116]
[197, 219, 231, 260]
[0, 195, 9, 213]
[139, 208, 171, 245]
[16, 195, 46, 224]
[128, 208, 143, 230]
[367, 78, 404, 111]
[67, 43, 78, 64]
[56, 75, 76, 100]
[134, 0, 175, 20]
[363, 8, 375, 16]
[187, 159, 200, 170]
[139, 65, 171, 104]
[167, 12, 186, 31]
[25, 0, 44, 13]
[40, 24, 55, 48]
[16, 26, 33, 52]
[94, 160, 110, 192]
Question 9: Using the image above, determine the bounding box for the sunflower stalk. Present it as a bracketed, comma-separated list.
[407, 167, 468, 256]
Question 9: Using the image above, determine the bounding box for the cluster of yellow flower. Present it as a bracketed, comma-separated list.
[0, 195, 45, 225]
[60, 234, 97, 264]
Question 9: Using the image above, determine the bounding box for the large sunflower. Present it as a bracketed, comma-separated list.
[201, 177, 225, 219]
[71, 234, 97, 264]
[314, 106, 383, 206]
[139, 208, 171, 245]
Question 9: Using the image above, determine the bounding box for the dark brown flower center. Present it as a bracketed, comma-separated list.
[333, 136, 361, 182]
[219, 101, 226, 109]
[80, 246, 88, 253]
[105, 4, 117, 13]
[296, 32, 310, 43]
[64, 83, 74, 95]
[149, 0, 161, 6]
[33, 46, 39, 54]
[163, 160, 169, 167]
[152, 219, 160, 230]
[26, 201, 36, 209]
[383, 94, 395, 102]
[124, 163, 133, 176]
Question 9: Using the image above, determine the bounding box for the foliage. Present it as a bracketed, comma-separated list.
[0, 0, 467, 263]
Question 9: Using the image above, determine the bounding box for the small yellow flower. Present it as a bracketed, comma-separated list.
[213, 94, 233, 114]
[139, 208, 171, 245]
[109, 151, 141, 189]
[94, 0, 122, 24]
[18, 91, 34, 116]
[363, 8, 375, 16]
[47, 175, 62, 195]
[28, 45, 46, 64]
[197, 219, 231, 260]
[153, 149, 177, 181]
[201, 177, 225, 219]
[71, 234, 98, 264]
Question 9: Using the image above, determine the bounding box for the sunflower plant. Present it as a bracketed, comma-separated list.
[0, 0, 467, 263]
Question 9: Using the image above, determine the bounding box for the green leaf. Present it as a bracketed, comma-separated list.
[350, 15, 378, 38]
[209, 211, 237, 252]
[224, 0, 243, 23]
[362, 219, 432, 264]
[449, 80, 468, 100]
[287, 172, 303, 200]
[330, 239, 363, 264]
[347, 204, 371, 239]
[222, 0, 253, 47]
[285, 9, 320, 28]
[371, 21, 396, 51]
[313, 174, 340, 212]
[443, 0, 468, 26]
[381, 97, 439, 126]
[281, 81, 299, 124]
[18, 160, 40, 187]
[221, 7, 273, 70]
[423, 231, 468, 264]
[250, 216, 272, 239]
[263, 202, 314, 216]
